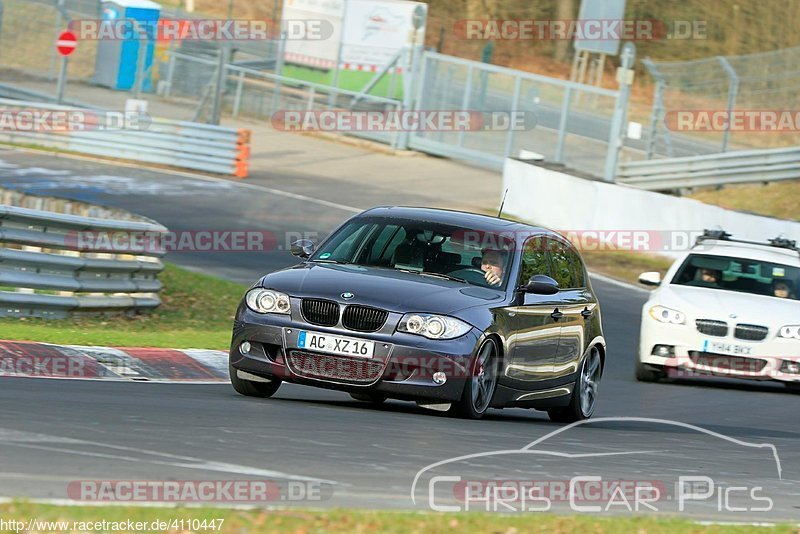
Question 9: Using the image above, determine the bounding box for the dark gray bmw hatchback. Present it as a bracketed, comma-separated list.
[230, 207, 606, 421]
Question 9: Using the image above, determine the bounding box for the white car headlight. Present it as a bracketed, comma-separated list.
[648, 305, 686, 325]
[397, 313, 471, 340]
[245, 288, 291, 314]
[779, 325, 800, 339]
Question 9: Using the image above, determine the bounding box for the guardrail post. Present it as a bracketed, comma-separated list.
[603, 42, 635, 183]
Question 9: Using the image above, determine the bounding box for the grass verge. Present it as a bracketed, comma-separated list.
[0, 264, 247, 350]
[688, 181, 800, 222]
[581, 249, 673, 286]
[0, 502, 795, 533]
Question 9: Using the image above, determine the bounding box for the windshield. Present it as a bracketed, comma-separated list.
[671, 253, 800, 301]
[309, 218, 515, 289]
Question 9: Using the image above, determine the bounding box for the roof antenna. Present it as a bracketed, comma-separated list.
[497, 188, 509, 218]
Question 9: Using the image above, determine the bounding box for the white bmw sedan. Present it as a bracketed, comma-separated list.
[636, 232, 800, 390]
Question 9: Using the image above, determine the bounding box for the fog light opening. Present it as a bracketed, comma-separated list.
[433, 372, 447, 385]
[652, 345, 675, 358]
[239, 341, 252, 355]
[780, 360, 800, 375]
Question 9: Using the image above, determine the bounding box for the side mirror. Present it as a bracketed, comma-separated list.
[638, 271, 662, 287]
[290, 239, 316, 259]
[523, 274, 559, 295]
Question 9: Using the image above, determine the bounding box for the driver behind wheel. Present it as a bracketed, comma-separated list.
[481, 248, 506, 286]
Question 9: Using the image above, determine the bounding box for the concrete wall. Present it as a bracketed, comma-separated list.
[502, 158, 800, 257]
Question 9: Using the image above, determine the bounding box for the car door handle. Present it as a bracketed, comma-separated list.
[550, 309, 563, 320]
[581, 307, 593, 319]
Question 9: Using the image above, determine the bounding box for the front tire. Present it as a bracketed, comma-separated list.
[450, 338, 499, 420]
[230, 364, 281, 398]
[635, 359, 666, 382]
[350, 392, 387, 404]
[548, 347, 602, 423]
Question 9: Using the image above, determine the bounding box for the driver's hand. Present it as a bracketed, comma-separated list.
[484, 270, 501, 286]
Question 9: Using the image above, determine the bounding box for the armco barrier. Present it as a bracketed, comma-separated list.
[503, 158, 800, 258]
[0, 99, 251, 178]
[617, 146, 800, 191]
[0, 204, 167, 318]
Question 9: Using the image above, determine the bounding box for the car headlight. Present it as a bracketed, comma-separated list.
[245, 288, 291, 314]
[397, 313, 471, 339]
[648, 305, 686, 324]
[779, 325, 800, 339]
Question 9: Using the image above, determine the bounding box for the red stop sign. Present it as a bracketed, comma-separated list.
[56, 30, 77, 56]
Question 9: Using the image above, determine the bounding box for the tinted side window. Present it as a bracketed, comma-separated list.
[547, 238, 582, 289]
[566, 246, 586, 287]
[519, 236, 550, 285]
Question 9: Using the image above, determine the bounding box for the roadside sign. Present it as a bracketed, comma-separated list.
[56, 30, 77, 56]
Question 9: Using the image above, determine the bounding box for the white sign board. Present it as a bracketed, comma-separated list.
[573, 0, 626, 56]
[282, 0, 426, 71]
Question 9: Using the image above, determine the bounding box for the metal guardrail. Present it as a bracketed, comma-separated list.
[617, 146, 800, 191]
[0, 205, 167, 318]
[0, 99, 251, 177]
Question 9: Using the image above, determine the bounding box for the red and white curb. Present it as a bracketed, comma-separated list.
[0, 340, 229, 382]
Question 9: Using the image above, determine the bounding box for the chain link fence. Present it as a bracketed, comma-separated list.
[0, 0, 636, 178]
[409, 52, 627, 177]
[645, 46, 800, 158]
[0, 0, 100, 83]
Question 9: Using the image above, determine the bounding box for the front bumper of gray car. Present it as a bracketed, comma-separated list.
[230, 305, 482, 403]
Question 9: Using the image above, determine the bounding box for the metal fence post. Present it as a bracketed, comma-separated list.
[396, 45, 422, 150]
[232, 70, 245, 117]
[554, 85, 572, 163]
[307, 85, 316, 110]
[603, 42, 635, 183]
[457, 64, 474, 148]
[717, 56, 739, 153]
[503, 74, 522, 158]
[271, 31, 287, 113]
[210, 44, 231, 125]
[164, 43, 177, 98]
[133, 23, 147, 99]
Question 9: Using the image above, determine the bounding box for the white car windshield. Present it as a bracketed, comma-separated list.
[671, 253, 800, 301]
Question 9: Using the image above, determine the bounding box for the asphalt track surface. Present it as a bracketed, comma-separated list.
[0, 149, 798, 522]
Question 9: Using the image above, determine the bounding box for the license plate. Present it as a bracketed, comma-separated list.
[703, 339, 752, 356]
[297, 330, 375, 358]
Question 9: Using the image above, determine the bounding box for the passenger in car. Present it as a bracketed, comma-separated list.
[687, 267, 721, 288]
[772, 279, 795, 299]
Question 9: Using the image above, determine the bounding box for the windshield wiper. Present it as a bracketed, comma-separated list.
[395, 268, 467, 284]
[310, 259, 351, 265]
